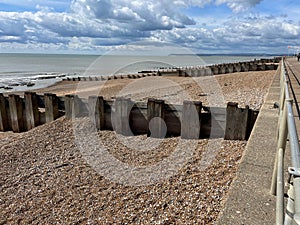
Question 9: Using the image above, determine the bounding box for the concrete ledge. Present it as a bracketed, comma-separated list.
[217, 67, 281, 224]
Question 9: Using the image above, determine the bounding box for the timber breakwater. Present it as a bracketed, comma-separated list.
[0, 58, 279, 139]
[0, 92, 257, 140]
[63, 58, 279, 81]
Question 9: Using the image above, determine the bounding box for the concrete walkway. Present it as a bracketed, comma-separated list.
[217, 65, 281, 224]
[285, 58, 300, 139]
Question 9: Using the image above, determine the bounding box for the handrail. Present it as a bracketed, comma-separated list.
[271, 58, 300, 224]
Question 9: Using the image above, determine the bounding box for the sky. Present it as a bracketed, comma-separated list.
[0, 0, 299, 55]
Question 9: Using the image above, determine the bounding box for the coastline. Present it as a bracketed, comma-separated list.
[0, 55, 278, 93]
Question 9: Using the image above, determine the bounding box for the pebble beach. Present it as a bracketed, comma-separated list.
[0, 69, 277, 224]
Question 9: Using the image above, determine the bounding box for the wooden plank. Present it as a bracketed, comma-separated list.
[0, 93, 9, 131]
[181, 101, 202, 139]
[199, 107, 226, 138]
[57, 96, 65, 110]
[147, 98, 166, 138]
[211, 66, 220, 75]
[130, 108, 148, 134]
[246, 110, 259, 139]
[205, 67, 212, 76]
[225, 102, 249, 140]
[24, 92, 40, 130]
[65, 95, 88, 119]
[249, 63, 258, 71]
[241, 63, 250, 72]
[164, 110, 181, 136]
[65, 95, 75, 119]
[234, 64, 242, 72]
[44, 93, 59, 122]
[228, 64, 234, 73]
[113, 97, 133, 136]
[36, 94, 64, 110]
[220, 66, 228, 74]
[8, 94, 26, 132]
[88, 96, 105, 130]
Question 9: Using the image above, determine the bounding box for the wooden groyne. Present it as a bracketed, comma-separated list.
[63, 58, 279, 81]
[0, 92, 258, 140]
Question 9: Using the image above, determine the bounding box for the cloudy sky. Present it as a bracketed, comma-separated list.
[0, 0, 299, 55]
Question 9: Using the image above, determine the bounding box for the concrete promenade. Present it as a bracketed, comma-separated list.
[217, 64, 281, 224]
[217, 57, 300, 224]
[285, 57, 300, 139]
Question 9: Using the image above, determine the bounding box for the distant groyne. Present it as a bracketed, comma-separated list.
[62, 58, 279, 81]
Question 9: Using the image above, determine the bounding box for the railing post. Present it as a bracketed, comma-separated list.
[276, 148, 285, 225]
[271, 98, 289, 195]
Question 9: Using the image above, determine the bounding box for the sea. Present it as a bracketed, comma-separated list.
[0, 53, 276, 93]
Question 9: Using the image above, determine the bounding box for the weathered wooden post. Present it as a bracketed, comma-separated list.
[190, 69, 195, 77]
[44, 93, 59, 122]
[228, 64, 234, 73]
[8, 94, 26, 132]
[247, 109, 259, 139]
[88, 96, 105, 130]
[65, 95, 78, 119]
[266, 64, 275, 70]
[147, 98, 166, 138]
[178, 69, 183, 76]
[259, 63, 266, 71]
[199, 68, 205, 76]
[113, 97, 133, 136]
[249, 63, 258, 71]
[205, 67, 213, 76]
[65, 95, 72, 119]
[234, 63, 242, 72]
[225, 102, 249, 140]
[220, 66, 228, 74]
[242, 63, 250, 72]
[24, 92, 39, 130]
[0, 93, 9, 131]
[211, 66, 219, 75]
[181, 101, 202, 139]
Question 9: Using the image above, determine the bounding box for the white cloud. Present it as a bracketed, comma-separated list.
[173, 0, 213, 8]
[149, 14, 300, 53]
[215, 0, 262, 12]
[0, 0, 299, 54]
[70, 0, 196, 30]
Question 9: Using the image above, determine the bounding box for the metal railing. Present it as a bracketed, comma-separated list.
[271, 58, 300, 224]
